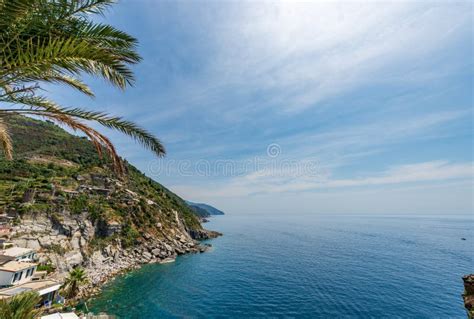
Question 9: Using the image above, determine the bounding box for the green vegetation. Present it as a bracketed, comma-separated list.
[0, 0, 165, 173]
[188, 205, 211, 218]
[36, 263, 56, 274]
[88, 200, 106, 222]
[62, 267, 89, 299]
[70, 194, 89, 214]
[120, 223, 140, 248]
[0, 115, 203, 249]
[50, 244, 67, 256]
[0, 291, 41, 319]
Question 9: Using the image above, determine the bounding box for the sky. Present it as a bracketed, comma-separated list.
[48, 0, 473, 215]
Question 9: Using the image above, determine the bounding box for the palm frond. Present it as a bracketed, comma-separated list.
[46, 107, 166, 157]
[71, 20, 139, 48]
[0, 84, 38, 99]
[30, 109, 125, 174]
[68, 20, 141, 63]
[0, 94, 61, 110]
[57, 115, 125, 174]
[0, 0, 35, 28]
[66, 0, 115, 17]
[0, 93, 165, 158]
[62, 267, 89, 299]
[1, 37, 136, 88]
[36, 72, 95, 97]
[0, 291, 41, 319]
[0, 0, 165, 176]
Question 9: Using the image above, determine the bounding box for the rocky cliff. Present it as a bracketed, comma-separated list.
[464, 274, 474, 319]
[0, 115, 220, 298]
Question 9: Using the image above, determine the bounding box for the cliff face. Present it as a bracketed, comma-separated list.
[464, 275, 474, 319]
[0, 115, 220, 297]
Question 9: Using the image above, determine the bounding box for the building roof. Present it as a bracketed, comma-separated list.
[41, 313, 79, 319]
[1, 247, 35, 258]
[0, 280, 61, 299]
[0, 255, 15, 265]
[0, 260, 36, 272]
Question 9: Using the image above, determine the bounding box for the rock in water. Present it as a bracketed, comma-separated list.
[463, 274, 474, 318]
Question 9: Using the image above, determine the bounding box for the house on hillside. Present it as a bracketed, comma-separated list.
[0, 247, 62, 308]
[1, 247, 37, 261]
[0, 256, 37, 287]
[0, 279, 62, 307]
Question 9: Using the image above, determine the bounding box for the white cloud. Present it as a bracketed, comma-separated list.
[49, 1, 472, 215]
[207, 180, 473, 215]
[202, 1, 472, 113]
[281, 109, 465, 148]
[326, 161, 473, 187]
[170, 160, 473, 199]
[129, 0, 472, 128]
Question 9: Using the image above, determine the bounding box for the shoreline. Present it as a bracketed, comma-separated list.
[11, 212, 221, 308]
[74, 229, 221, 303]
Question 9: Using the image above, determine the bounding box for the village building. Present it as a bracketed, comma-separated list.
[0, 256, 37, 287]
[0, 279, 62, 307]
[0, 246, 63, 308]
[1, 246, 37, 261]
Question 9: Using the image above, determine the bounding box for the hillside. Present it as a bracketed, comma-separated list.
[0, 115, 220, 297]
[186, 201, 225, 218]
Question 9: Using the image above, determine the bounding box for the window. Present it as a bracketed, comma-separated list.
[12, 272, 19, 283]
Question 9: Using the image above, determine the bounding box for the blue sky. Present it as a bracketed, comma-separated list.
[49, 1, 473, 214]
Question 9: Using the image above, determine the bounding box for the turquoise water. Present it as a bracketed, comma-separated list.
[88, 214, 473, 318]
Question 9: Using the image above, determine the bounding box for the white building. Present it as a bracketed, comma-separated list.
[0, 256, 37, 287]
[1, 247, 37, 261]
[0, 247, 63, 307]
[0, 279, 62, 307]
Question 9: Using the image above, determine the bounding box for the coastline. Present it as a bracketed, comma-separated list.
[79, 214, 473, 318]
[10, 211, 221, 305]
[76, 230, 221, 301]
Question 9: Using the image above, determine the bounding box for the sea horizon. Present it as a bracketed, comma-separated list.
[0, 1, 471, 318]
[88, 213, 473, 318]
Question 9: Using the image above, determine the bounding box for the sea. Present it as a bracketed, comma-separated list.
[87, 213, 473, 318]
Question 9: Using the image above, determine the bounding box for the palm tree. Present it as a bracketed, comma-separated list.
[0, 0, 165, 173]
[0, 291, 41, 319]
[62, 267, 89, 299]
